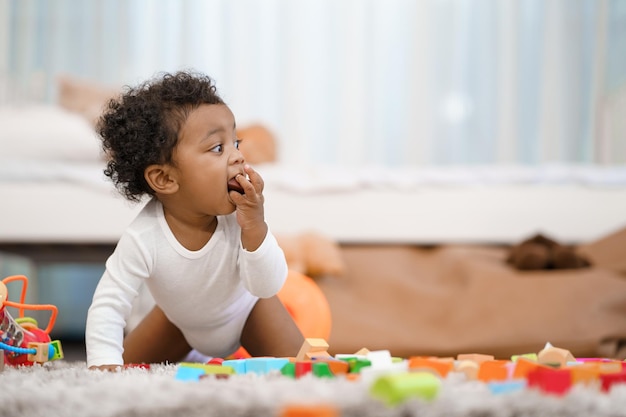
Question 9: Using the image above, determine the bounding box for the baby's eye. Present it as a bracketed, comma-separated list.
[210, 144, 223, 153]
[235, 139, 242, 149]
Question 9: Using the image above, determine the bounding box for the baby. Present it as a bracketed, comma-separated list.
[86, 71, 303, 370]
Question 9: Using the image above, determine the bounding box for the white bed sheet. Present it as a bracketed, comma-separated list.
[1, 162, 625, 245]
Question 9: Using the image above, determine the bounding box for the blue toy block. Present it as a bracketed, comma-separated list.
[175, 366, 205, 381]
[245, 357, 290, 375]
[222, 359, 247, 374]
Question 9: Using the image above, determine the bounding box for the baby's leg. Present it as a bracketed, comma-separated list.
[122, 305, 192, 364]
[240, 295, 304, 357]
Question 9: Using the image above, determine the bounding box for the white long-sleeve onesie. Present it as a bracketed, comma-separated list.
[85, 198, 287, 367]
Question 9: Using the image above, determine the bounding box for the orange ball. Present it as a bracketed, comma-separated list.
[278, 270, 332, 340]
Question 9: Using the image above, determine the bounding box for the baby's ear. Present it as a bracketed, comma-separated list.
[144, 164, 178, 194]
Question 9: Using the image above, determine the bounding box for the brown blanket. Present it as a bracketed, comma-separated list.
[317, 227, 626, 360]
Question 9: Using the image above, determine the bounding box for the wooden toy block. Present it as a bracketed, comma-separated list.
[569, 364, 600, 385]
[245, 357, 290, 375]
[295, 361, 313, 378]
[222, 359, 246, 374]
[312, 357, 350, 375]
[367, 350, 393, 368]
[370, 372, 441, 406]
[598, 361, 623, 374]
[312, 362, 334, 378]
[27, 342, 49, 363]
[477, 360, 510, 382]
[455, 360, 479, 380]
[296, 338, 330, 361]
[281, 362, 296, 378]
[178, 362, 235, 375]
[538, 346, 575, 367]
[599, 369, 626, 392]
[409, 357, 454, 377]
[527, 368, 572, 395]
[354, 347, 370, 356]
[457, 353, 495, 364]
[487, 379, 527, 395]
[279, 404, 339, 417]
[512, 357, 547, 379]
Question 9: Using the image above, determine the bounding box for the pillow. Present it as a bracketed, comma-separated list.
[57, 75, 119, 127]
[0, 105, 103, 162]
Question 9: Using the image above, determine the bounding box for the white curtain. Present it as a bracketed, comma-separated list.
[1, 0, 624, 167]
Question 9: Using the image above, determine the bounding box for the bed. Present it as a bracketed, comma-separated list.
[1, 104, 626, 360]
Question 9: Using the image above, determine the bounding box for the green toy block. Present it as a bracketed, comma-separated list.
[370, 372, 441, 406]
[312, 362, 334, 378]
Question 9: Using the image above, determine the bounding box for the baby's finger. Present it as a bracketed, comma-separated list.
[244, 164, 264, 193]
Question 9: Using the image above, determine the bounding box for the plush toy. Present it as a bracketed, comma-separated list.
[276, 232, 346, 278]
[506, 233, 591, 270]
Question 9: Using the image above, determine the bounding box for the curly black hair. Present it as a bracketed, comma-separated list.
[97, 70, 225, 202]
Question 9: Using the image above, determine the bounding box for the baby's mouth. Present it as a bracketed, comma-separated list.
[227, 177, 244, 194]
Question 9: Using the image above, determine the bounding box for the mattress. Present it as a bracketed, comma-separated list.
[1, 161, 626, 245]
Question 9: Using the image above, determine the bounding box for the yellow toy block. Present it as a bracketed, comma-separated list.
[455, 360, 479, 380]
[296, 338, 331, 361]
[27, 343, 49, 363]
[537, 346, 575, 367]
[457, 353, 495, 364]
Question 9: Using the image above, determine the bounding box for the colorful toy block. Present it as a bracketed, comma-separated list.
[527, 367, 572, 395]
[311, 357, 350, 375]
[296, 338, 331, 361]
[222, 359, 246, 374]
[245, 357, 290, 375]
[455, 360, 479, 380]
[370, 371, 441, 405]
[457, 353, 495, 364]
[477, 360, 510, 382]
[279, 404, 339, 417]
[409, 357, 454, 377]
[537, 344, 576, 367]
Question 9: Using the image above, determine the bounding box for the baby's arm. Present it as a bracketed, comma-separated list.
[85, 235, 147, 369]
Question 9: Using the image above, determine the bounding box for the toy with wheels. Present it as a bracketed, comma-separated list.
[0, 275, 63, 366]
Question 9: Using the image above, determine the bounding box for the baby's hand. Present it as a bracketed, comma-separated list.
[230, 164, 268, 251]
[89, 364, 123, 372]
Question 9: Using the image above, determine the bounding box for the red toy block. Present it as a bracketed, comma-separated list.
[207, 358, 224, 365]
[599, 370, 626, 392]
[527, 368, 572, 395]
[295, 361, 313, 378]
[124, 363, 151, 370]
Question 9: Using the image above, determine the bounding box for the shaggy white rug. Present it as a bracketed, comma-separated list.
[1, 361, 626, 417]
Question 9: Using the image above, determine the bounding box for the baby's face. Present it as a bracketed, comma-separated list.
[170, 104, 246, 216]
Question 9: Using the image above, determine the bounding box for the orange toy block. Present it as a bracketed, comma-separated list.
[512, 357, 551, 379]
[280, 404, 338, 417]
[570, 364, 600, 385]
[296, 338, 331, 361]
[312, 357, 350, 375]
[477, 360, 510, 382]
[408, 357, 454, 377]
[537, 346, 575, 367]
[457, 353, 495, 364]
